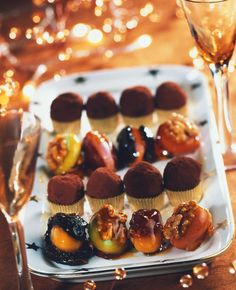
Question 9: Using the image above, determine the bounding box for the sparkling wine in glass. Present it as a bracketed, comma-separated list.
[180, 0, 236, 168]
[0, 109, 41, 290]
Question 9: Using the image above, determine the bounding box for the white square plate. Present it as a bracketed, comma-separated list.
[26, 65, 234, 282]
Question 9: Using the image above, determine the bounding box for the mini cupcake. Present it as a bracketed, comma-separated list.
[47, 174, 85, 215]
[123, 161, 164, 211]
[120, 86, 154, 127]
[163, 156, 203, 205]
[86, 91, 119, 134]
[154, 82, 187, 123]
[86, 167, 124, 213]
[46, 133, 82, 175]
[50, 92, 83, 134]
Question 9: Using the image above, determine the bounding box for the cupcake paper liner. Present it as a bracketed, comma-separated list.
[127, 193, 165, 212]
[166, 182, 203, 206]
[122, 113, 154, 128]
[155, 106, 188, 125]
[52, 119, 81, 134]
[48, 198, 84, 215]
[88, 115, 119, 134]
[86, 193, 125, 213]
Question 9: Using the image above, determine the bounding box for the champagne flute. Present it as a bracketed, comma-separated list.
[180, 0, 236, 168]
[0, 109, 41, 290]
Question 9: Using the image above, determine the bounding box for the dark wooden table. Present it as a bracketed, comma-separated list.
[1, 1, 236, 289]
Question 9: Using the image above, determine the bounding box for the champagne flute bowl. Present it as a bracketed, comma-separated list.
[180, 0, 236, 168]
[0, 109, 41, 290]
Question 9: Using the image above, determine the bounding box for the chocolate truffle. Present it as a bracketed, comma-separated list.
[86, 91, 118, 119]
[154, 82, 187, 110]
[163, 157, 203, 205]
[48, 174, 84, 205]
[50, 92, 83, 122]
[123, 161, 164, 211]
[86, 167, 123, 199]
[50, 92, 84, 134]
[163, 157, 201, 191]
[86, 167, 124, 212]
[120, 86, 154, 127]
[86, 91, 119, 133]
[124, 161, 163, 198]
[47, 174, 85, 215]
[120, 86, 154, 117]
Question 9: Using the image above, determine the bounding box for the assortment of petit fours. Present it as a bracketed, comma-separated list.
[42, 80, 214, 266]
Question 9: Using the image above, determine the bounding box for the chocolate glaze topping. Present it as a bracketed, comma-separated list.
[47, 174, 84, 205]
[163, 156, 201, 191]
[86, 91, 118, 119]
[139, 126, 157, 163]
[86, 167, 123, 198]
[50, 92, 83, 122]
[154, 82, 187, 110]
[129, 209, 163, 237]
[123, 161, 163, 198]
[120, 86, 154, 117]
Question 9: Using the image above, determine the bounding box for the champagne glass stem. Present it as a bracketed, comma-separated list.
[9, 217, 34, 290]
[209, 63, 233, 153]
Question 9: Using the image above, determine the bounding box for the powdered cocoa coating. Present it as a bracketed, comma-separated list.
[154, 82, 187, 110]
[50, 92, 83, 122]
[86, 167, 123, 198]
[86, 91, 118, 119]
[163, 156, 201, 191]
[48, 174, 84, 205]
[120, 86, 154, 117]
[123, 161, 163, 198]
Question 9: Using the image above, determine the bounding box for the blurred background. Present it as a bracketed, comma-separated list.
[0, 0, 235, 110]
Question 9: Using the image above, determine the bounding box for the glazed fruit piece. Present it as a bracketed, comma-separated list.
[44, 213, 93, 265]
[82, 131, 116, 172]
[89, 204, 129, 258]
[46, 133, 81, 175]
[129, 209, 163, 254]
[163, 201, 214, 251]
[139, 125, 157, 163]
[117, 126, 146, 167]
[155, 113, 200, 156]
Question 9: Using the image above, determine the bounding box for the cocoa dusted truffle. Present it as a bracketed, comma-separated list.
[86, 167, 124, 212]
[50, 92, 83, 133]
[154, 82, 187, 110]
[120, 86, 154, 127]
[123, 161, 164, 211]
[163, 157, 203, 205]
[86, 91, 118, 119]
[86, 91, 119, 133]
[47, 174, 84, 215]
